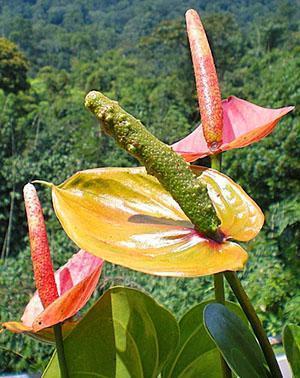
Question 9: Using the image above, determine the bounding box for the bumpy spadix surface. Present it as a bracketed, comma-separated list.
[23, 183, 59, 308]
[51, 166, 264, 277]
[186, 9, 223, 149]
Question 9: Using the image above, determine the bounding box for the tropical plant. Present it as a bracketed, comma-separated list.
[1, 6, 298, 378]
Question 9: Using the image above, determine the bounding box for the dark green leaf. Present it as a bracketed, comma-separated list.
[204, 303, 271, 378]
[163, 300, 248, 377]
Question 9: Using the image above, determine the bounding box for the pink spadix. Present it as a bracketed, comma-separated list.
[186, 9, 223, 151]
[23, 183, 59, 308]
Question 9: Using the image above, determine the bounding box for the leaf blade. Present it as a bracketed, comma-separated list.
[204, 303, 270, 378]
[163, 300, 248, 378]
[43, 287, 179, 378]
[283, 324, 300, 377]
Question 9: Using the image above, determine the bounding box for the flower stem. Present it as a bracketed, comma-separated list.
[54, 323, 69, 378]
[214, 273, 225, 303]
[211, 153, 221, 171]
[211, 154, 232, 378]
[224, 271, 282, 378]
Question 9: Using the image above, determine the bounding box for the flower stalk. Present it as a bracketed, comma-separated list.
[54, 323, 69, 378]
[211, 154, 232, 378]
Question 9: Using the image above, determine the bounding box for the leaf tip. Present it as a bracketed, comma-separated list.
[31, 180, 53, 188]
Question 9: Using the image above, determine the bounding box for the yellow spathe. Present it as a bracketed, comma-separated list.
[51, 166, 264, 277]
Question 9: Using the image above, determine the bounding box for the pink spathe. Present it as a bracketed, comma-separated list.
[21, 250, 103, 331]
[172, 96, 294, 162]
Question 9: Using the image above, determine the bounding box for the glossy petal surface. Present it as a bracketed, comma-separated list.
[172, 96, 294, 161]
[50, 167, 260, 277]
[1, 250, 103, 334]
[192, 166, 264, 241]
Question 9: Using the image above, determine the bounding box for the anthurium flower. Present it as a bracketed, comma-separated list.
[1, 184, 103, 342]
[1, 249, 103, 340]
[172, 96, 294, 161]
[172, 9, 294, 161]
[46, 166, 263, 277]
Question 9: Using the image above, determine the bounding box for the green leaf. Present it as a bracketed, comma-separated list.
[43, 287, 179, 378]
[283, 324, 300, 377]
[162, 300, 248, 377]
[204, 303, 271, 378]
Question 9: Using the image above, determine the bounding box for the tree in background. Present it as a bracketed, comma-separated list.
[0, 38, 29, 94]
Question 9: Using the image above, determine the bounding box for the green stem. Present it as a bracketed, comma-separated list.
[53, 323, 69, 378]
[225, 271, 282, 378]
[214, 273, 225, 303]
[210, 153, 222, 171]
[211, 154, 232, 378]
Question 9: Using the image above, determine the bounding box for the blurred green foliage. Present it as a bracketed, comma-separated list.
[0, 38, 29, 94]
[0, 0, 299, 373]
